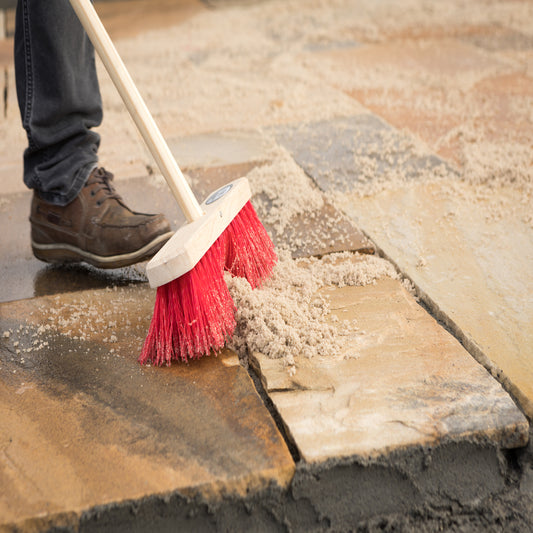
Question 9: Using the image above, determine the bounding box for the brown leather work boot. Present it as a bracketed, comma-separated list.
[30, 167, 173, 269]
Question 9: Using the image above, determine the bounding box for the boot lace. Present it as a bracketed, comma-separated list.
[86, 168, 122, 206]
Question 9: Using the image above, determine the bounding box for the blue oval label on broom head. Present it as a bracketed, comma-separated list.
[206, 184, 233, 205]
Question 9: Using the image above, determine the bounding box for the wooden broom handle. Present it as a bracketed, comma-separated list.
[69, 0, 204, 222]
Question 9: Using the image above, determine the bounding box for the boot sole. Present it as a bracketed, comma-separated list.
[31, 231, 174, 270]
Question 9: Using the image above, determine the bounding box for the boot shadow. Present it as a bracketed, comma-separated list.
[33, 262, 148, 298]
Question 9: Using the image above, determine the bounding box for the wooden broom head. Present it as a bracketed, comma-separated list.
[146, 177, 251, 288]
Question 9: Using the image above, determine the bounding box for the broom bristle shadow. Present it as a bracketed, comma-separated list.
[139, 201, 277, 366]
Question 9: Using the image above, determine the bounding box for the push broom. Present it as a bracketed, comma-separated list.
[69, 0, 276, 364]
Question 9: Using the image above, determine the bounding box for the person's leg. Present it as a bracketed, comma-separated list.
[14, 0, 173, 268]
[15, 0, 101, 206]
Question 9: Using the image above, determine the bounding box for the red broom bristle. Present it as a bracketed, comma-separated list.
[139, 236, 236, 365]
[224, 200, 277, 288]
[139, 200, 276, 365]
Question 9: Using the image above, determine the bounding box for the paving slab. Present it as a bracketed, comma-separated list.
[460, 26, 533, 52]
[336, 181, 533, 418]
[326, 38, 507, 80]
[274, 116, 533, 419]
[272, 115, 451, 194]
[347, 70, 533, 167]
[258, 195, 374, 259]
[93, 0, 205, 41]
[0, 286, 295, 531]
[251, 266, 529, 464]
[167, 130, 274, 170]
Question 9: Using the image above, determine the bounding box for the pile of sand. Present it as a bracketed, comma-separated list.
[224, 144, 400, 368]
[228, 251, 399, 371]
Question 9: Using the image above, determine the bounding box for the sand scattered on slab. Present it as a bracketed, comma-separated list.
[1, 0, 530, 208]
[246, 146, 324, 237]
[225, 138, 405, 371]
[0, 287, 149, 366]
[1, 252, 400, 374]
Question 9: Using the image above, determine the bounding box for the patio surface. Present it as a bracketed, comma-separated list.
[0, 0, 532, 531]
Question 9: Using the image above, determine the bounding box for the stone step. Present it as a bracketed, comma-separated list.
[248, 254, 529, 529]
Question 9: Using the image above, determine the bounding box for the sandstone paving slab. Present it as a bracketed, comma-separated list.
[0, 287, 295, 531]
[316, 38, 508, 82]
[307, 37, 509, 110]
[258, 196, 374, 259]
[334, 181, 533, 418]
[251, 275, 529, 464]
[461, 27, 533, 52]
[167, 130, 274, 171]
[346, 71, 533, 167]
[0, 37, 11, 68]
[93, 0, 205, 41]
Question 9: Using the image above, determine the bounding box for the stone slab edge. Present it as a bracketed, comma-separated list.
[3, 436, 529, 533]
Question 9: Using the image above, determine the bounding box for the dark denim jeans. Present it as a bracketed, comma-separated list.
[15, 0, 102, 206]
